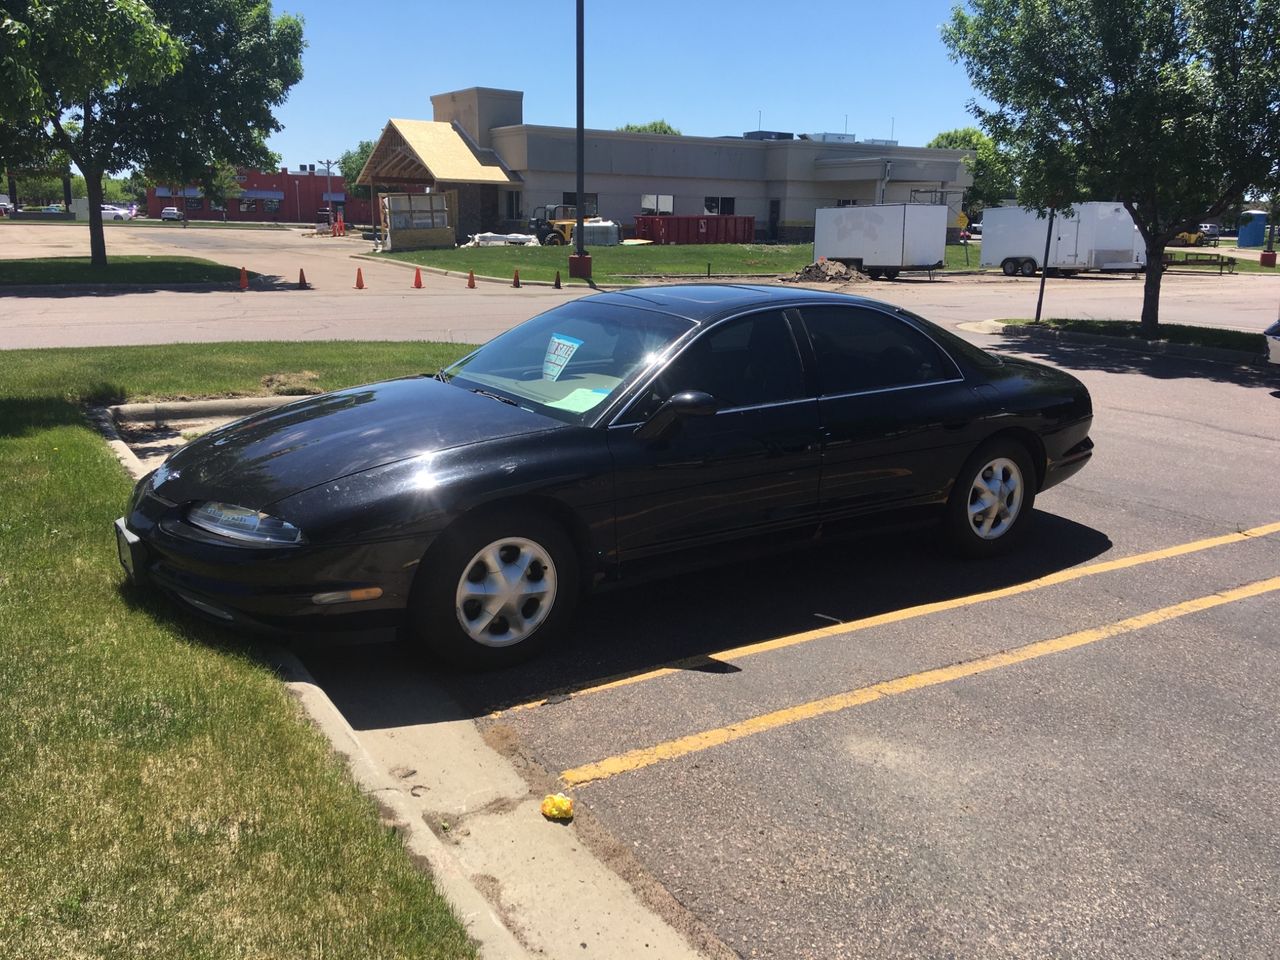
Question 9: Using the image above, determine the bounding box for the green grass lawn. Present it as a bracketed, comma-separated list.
[1001, 317, 1267, 354]
[0, 341, 477, 959]
[382, 241, 986, 285]
[380, 242, 811, 284]
[0, 256, 245, 286]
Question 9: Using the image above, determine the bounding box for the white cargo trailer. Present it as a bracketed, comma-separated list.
[813, 204, 948, 279]
[980, 202, 1145, 276]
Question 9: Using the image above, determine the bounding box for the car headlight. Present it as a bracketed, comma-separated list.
[187, 502, 305, 546]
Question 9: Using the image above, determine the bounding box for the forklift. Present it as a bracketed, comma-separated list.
[528, 204, 577, 245]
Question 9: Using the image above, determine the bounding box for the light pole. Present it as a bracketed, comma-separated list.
[569, 0, 591, 280]
[318, 158, 337, 225]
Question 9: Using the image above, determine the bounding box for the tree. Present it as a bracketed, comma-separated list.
[617, 120, 682, 136]
[338, 139, 375, 201]
[944, 0, 1280, 335]
[3, 0, 303, 266]
[926, 126, 1014, 216]
[2, 0, 181, 261]
[198, 162, 243, 220]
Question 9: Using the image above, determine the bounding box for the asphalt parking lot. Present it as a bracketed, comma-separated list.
[299, 335, 1280, 959]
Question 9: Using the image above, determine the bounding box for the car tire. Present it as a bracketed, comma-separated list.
[543, 233, 563, 246]
[944, 438, 1037, 558]
[883, 269, 900, 280]
[1018, 259, 1037, 277]
[1002, 259, 1018, 276]
[410, 508, 579, 668]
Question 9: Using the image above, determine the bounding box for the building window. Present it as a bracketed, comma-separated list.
[836, 199, 859, 207]
[703, 196, 735, 215]
[562, 191, 597, 216]
[184, 197, 203, 211]
[264, 199, 281, 213]
[641, 194, 674, 215]
[504, 190, 522, 220]
[210, 201, 225, 212]
[386, 192, 449, 230]
[239, 199, 258, 212]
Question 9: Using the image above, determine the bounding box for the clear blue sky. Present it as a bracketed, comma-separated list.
[267, 0, 982, 167]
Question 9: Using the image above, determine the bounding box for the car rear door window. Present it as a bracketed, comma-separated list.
[798, 306, 958, 396]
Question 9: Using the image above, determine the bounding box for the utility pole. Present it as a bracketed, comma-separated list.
[569, 0, 591, 279]
[318, 158, 337, 225]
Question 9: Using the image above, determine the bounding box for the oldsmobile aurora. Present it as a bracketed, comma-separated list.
[116, 285, 1093, 667]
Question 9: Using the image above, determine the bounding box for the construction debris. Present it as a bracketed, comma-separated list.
[783, 259, 868, 283]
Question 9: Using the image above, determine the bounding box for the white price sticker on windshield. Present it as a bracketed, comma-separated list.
[543, 333, 583, 381]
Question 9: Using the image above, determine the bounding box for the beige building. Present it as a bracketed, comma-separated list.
[359, 87, 972, 244]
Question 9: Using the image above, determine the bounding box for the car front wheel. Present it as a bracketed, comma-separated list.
[411, 509, 579, 668]
[945, 439, 1037, 557]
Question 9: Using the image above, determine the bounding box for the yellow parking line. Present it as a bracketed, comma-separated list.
[494, 521, 1280, 716]
[561, 575, 1280, 787]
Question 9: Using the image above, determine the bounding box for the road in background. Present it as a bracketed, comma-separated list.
[2, 223, 1277, 348]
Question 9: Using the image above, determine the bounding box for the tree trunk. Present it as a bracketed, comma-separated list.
[1140, 239, 1164, 338]
[84, 170, 107, 267]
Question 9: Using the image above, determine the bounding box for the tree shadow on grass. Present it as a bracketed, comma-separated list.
[991, 333, 1280, 389]
[0, 397, 92, 438]
[0, 272, 301, 297]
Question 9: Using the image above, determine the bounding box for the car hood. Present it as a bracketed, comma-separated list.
[151, 376, 563, 508]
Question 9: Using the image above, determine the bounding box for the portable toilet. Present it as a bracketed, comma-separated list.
[1238, 209, 1270, 246]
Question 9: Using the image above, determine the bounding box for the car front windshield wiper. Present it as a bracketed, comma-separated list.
[470, 387, 518, 406]
[433, 366, 452, 382]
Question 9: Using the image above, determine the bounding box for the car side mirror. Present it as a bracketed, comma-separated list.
[634, 390, 719, 442]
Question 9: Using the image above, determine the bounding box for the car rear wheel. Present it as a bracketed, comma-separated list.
[410, 509, 579, 668]
[945, 439, 1037, 557]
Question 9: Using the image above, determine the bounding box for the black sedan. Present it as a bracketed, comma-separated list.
[116, 285, 1093, 667]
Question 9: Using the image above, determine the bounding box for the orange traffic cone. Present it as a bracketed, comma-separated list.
[413, 267, 423, 289]
[354, 267, 365, 290]
[512, 269, 520, 288]
[553, 270, 562, 289]
[467, 270, 476, 289]
[298, 268, 308, 289]
[239, 266, 249, 290]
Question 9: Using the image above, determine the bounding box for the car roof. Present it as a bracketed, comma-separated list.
[590, 284, 902, 325]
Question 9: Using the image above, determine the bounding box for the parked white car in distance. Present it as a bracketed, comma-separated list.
[101, 204, 133, 220]
[159, 206, 183, 221]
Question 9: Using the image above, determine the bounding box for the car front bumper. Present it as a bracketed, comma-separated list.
[116, 492, 432, 634]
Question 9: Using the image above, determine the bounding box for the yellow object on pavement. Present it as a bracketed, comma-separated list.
[540, 793, 575, 821]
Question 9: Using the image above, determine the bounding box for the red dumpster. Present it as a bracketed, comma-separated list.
[633, 215, 756, 244]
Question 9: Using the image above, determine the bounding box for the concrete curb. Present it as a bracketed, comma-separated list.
[266, 645, 534, 960]
[989, 321, 1270, 367]
[111, 395, 296, 422]
[86, 406, 149, 480]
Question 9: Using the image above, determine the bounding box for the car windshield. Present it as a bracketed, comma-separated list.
[442, 300, 694, 424]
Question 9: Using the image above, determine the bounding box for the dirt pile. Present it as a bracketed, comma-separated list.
[783, 259, 867, 283]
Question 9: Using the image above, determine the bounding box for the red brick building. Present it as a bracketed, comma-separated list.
[146, 167, 372, 224]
